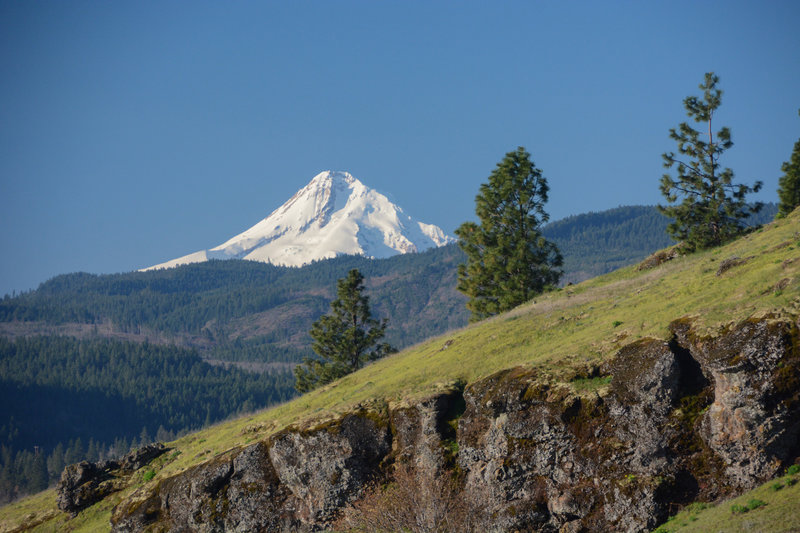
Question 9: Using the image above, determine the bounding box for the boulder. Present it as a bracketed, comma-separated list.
[112, 441, 297, 533]
[57, 461, 116, 516]
[57, 443, 168, 516]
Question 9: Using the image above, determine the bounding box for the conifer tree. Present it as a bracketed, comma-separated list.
[294, 269, 394, 392]
[777, 110, 800, 218]
[29, 452, 48, 492]
[455, 147, 562, 321]
[659, 72, 762, 250]
[46, 443, 64, 479]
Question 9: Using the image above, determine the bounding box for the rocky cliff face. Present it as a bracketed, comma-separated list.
[98, 315, 799, 532]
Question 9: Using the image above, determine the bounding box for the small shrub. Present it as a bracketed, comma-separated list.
[612, 320, 623, 328]
[142, 470, 156, 482]
[746, 498, 767, 511]
[770, 481, 784, 492]
[443, 439, 458, 455]
[731, 503, 748, 514]
[684, 502, 709, 514]
[716, 256, 751, 276]
[338, 463, 489, 532]
[787, 464, 800, 476]
[786, 477, 798, 486]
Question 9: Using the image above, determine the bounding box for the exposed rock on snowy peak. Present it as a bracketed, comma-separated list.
[144, 171, 454, 271]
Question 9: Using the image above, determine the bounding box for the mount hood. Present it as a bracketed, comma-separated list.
[144, 171, 454, 270]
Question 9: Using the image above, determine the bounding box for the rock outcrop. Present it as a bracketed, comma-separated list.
[57, 443, 167, 516]
[673, 317, 800, 487]
[268, 412, 392, 525]
[390, 388, 463, 475]
[111, 411, 392, 532]
[105, 316, 800, 532]
[112, 441, 297, 533]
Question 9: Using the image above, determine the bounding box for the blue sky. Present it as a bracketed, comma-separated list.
[1, 1, 799, 296]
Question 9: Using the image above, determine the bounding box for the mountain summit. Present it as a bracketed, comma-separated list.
[144, 171, 454, 270]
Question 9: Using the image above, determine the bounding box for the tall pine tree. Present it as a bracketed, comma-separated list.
[659, 72, 762, 250]
[456, 147, 562, 321]
[294, 269, 394, 392]
[777, 109, 800, 218]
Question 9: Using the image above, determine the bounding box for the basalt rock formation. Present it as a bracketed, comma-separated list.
[57, 443, 167, 516]
[103, 316, 799, 532]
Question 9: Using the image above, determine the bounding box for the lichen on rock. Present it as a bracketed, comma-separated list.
[268, 410, 392, 526]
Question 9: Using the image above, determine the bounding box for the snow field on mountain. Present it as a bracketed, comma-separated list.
[144, 171, 454, 271]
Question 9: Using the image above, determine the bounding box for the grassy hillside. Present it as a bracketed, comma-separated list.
[1, 208, 798, 531]
[542, 203, 776, 284]
[3, 205, 708, 506]
[654, 466, 800, 532]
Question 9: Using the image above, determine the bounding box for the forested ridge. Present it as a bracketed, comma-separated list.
[542, 203, 775, 283]
[0, 243, 467, 354]
[0, 335, 294, 503]
[543, 205, 675, 283]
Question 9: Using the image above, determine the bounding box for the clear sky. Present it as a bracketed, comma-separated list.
[1, 1, 799, 296]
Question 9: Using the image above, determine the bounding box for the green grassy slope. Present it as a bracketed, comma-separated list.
[1, 209, 798, 532]
[653, 467, 800, 532]
[542, 203, 776, 284]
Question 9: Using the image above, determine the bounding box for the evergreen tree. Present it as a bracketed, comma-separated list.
[455, 147, 562, 321]
[64, 438, 83, 466]
[29, 451, 48, 492]
[46, 443, 65, 479]
[86, 439, 98, 461]
[777, 110, 800, 218]
[659, 72, 762, 250]
[294, 269, 394, 392]
[139, 427, 151, 447]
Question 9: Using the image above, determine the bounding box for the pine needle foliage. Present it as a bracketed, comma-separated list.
[294, 269, 394, 392]
[659, 72, 762, 250]
[777, 110, 800, 218]
[456, 147, 562, 321]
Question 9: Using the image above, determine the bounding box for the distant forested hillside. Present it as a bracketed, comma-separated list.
[0, 244, 469, 361]
[542, 203, 776, 284]
[0, 335, 294, 503]
[542, 205, 674, 283]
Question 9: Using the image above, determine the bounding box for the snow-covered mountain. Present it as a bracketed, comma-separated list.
[143, 171, 454, 271]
